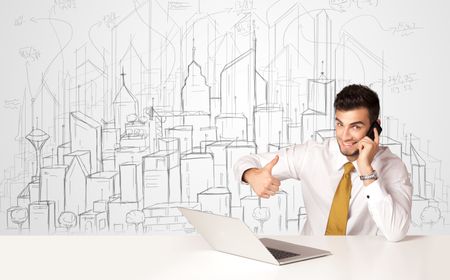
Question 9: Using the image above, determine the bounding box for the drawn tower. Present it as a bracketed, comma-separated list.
[113, 69, 139, 136]
[26, 128, 50, 180]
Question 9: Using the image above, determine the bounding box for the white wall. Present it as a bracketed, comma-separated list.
[0, 0, 449, 235]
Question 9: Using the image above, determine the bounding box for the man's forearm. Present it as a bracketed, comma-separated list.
[364, 180, 412, 242]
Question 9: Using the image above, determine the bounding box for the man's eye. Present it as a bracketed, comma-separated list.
[353, 126, 361, 130]
[336, 123, 343, 127]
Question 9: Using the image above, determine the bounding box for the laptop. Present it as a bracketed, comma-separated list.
[178, 207, 331, 265]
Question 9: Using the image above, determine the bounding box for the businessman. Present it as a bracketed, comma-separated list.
[234, 84, 413, 242]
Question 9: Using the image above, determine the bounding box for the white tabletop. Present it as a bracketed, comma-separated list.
[0, 234, 448, 280]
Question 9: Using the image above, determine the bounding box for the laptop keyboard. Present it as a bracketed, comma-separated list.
[266, 247, 300, 260]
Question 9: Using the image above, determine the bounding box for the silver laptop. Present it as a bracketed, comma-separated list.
[178, 207, 331, 265]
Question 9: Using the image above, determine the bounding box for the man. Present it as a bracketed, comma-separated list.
[233, 84, 412, 242]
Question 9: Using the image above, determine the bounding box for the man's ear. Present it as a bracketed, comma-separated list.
[376, 119, 381, 125]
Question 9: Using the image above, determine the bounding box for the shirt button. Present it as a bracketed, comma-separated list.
[366, 195, 370, 199]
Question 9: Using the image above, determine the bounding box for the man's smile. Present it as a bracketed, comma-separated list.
[342, 142, 357, 148]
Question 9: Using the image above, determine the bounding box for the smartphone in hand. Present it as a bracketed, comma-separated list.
[367, 122, 382, 140]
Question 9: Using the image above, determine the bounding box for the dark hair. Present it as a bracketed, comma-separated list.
[334, 84, 380, 123]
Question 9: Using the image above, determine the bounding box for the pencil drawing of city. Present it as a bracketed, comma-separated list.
[1, 0, 449, 235]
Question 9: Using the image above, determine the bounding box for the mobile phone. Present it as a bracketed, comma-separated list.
[367, 122, 382, 140]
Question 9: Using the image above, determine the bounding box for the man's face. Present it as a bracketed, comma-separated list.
[335, 108, 373, 158]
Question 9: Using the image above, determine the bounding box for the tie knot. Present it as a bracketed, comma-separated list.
[343, 162, 354, 175]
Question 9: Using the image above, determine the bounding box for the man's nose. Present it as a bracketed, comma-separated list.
[342, 127, 352, 140]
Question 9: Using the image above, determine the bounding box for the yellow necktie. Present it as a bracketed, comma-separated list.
[325, 162, 355, 235]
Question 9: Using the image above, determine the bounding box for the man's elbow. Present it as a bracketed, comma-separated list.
[384, 231, 407, 242]
[383, 219, 411, 242]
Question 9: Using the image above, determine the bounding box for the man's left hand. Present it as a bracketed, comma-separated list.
[356, 127, 380, 175]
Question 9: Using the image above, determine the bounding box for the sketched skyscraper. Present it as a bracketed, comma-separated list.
[314, 10, 332, 80]
[300, 10, 336, 142]
[219, 32, 267, 142]
[26, 128, 49, 179]
[29, 201, 56, 234]
[180, 39, 214, 149]
[70, 112, 102, 173]
[181, 40, 211, 114]
[65, 155, 89, 214]
[113, 70, 139, 136]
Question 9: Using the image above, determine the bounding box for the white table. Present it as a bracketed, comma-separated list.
[0, 234, 448, 280]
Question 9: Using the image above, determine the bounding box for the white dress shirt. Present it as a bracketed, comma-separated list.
[233, 138, 413, 242]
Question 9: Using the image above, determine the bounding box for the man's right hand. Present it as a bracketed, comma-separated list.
[242, 155, 281, 199]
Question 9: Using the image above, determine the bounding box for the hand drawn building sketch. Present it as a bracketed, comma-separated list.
[0, 0, 449, 235]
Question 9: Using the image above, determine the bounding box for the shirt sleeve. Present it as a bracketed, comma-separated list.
[233, 142, 310, 184]
[363, 157, 413, 242]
